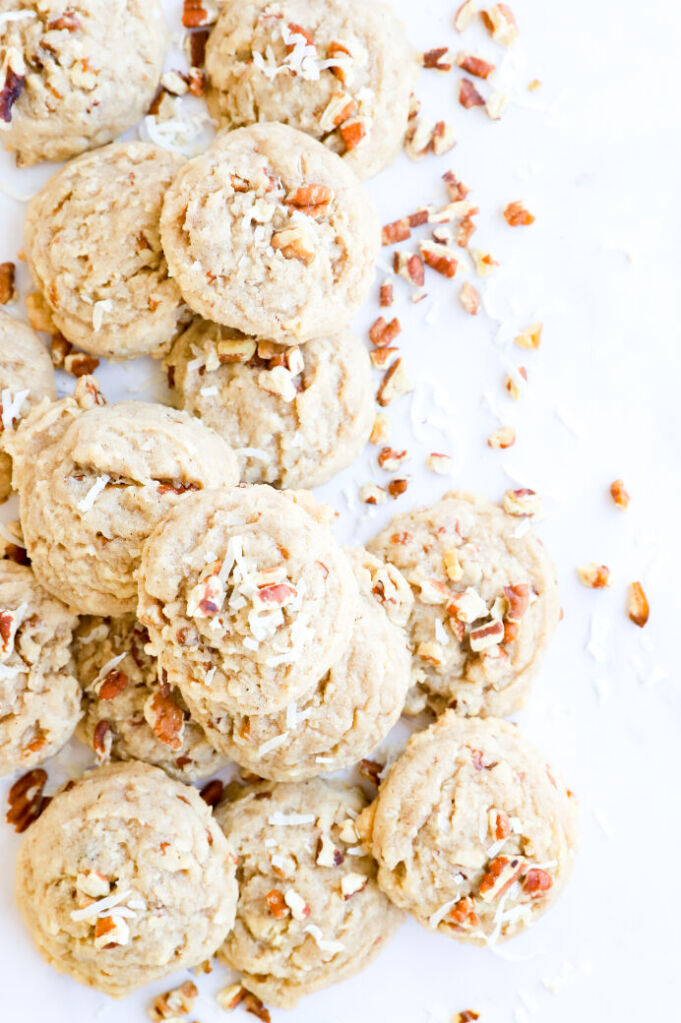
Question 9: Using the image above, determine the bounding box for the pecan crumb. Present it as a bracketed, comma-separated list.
[216, 984, 246, 1012]
[426, 452, 453, 475]
[0, 261, 16, 304]
[360, 483, 387, 505]
[50, 334, 72, 367]
[370, 413, 391, 445]
[199, 778, 224, 807]
[64, 352, 100, 377]
[504, 200, 535, 226]
[481, 3, 519, 45]
[454, 1012, 480, 1023]
[577, 563, 611, 589]
[443, 170, 470, 201]
[370, 346, 399, 369]
[243, 992, 271, 1022]
[628, 581, 649, 627]
[377, 358, 413, 406]
[382, 218, 411, 246]
[610, 479, 630, 509]
[369, 316, 401, 348]
[488, 426, 516, 449]
[378, 447, 409, 471]
[379, 279, 394, 307]
[514, 323, 542, 349]
[359, 758, 383, 785]
[149, 980, 198, 1021]
[459, 281, 481, 315]
[502, 487, 541, 517]
[459, 78, 485, 108]
[422, 47, 455, 71]
[456, 52, 495, 78]
[0, 69, 24, 124]
[388, 477, 409, 498]
[454, 0, 478, 32]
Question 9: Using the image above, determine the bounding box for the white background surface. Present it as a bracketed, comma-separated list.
[1, 1, 678, 1020]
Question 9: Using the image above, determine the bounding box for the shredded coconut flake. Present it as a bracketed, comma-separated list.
[268, 811, 316, 826]
[257, 732, 289, 757]
[1, 388, 29, 431]
[77, 474, 110, 513]
[70, 888, 134, 922]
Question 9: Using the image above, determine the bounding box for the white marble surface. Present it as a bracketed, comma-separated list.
[0, 0, 677, 1020]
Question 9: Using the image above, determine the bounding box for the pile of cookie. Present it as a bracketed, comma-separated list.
[0, 0, 578, 1014]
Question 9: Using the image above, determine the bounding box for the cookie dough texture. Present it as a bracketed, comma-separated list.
[160, 123, 380, 342]
[0, 311, 56, 502]
[0, 560, 80, 776]
[74, 615, 228, 782]
[205, 0, 418, 179]
[15, 761, 238, 997]
[166, 320, 374, 488]
[0, 0, 169, 167]
[216, 779, 403, 1007]
[138, 485, 359, 716]
[357, 713, 578, 945]
[24, 143, 186, 360]
[368, 491, 560, 718]
[5, 379, 239, 616]
[183, 548, 412, 778]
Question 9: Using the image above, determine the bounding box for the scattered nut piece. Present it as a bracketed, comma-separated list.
[628, 582, 649, 627]
[339, 118, 366, 152]
[216, 984, 246, 1012]
[394, 252, 425, 287]
[50, 334, 72, 368]
[271, 226, 315, 265]
[382, 218, 411, 246]
[369, 316, 401, 348]
[378, 447, 409, 471]
[420, 240, 460, 277]
[454, 1012, 480, 1023]
[370, 347, 399, 369]
[242, 992, 271, 1022]
[359, 758, 383, 784]
[443, 548, 463, 581]
[432, 120, 457, 155]
[379, 279, 394, 307]
[502, 488, 541, 517]
[577, 563, 611, 589]
[504, 200, 535, 226]
[610, 479, 630, 509]
[456, 52, 495, 78]
[481, 3, 519, 45]
[6, 769, 48, 833]
[514, 323, 542, 349]
[422, 47, 455, 71]
[370, 414, 391, 445]
[360, 483, 387, 505]
[528, 78, 542, 91]
[388, 477, 409, 498]
[0, 261, 16, 304]
[486, 91, 509, 120]
[426, 452, 453, 475]
[64, 352, 100, 377]
[377, 358, 413, 406]
[471, 249, 499, 277]
[442, 171, 470, 201]
[341, 872, 368, 898]
[454, 0, 478, 32]
[459, 281, 481, 315]
[149, 980, 198, 1021]
[459, 78, 485, 108]
[182, 0, 218, 29]
[488, 426, 516, 449]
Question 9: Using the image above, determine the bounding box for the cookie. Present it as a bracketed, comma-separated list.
[205, 0, 418, 179]
[0, 559, 79, 776]
[368, 491, 560, 718]
[186, 548, 412, 779]
[138, 485, 359, 717]
[14, 761, 238, 997]
[74, 615, 228, 783]
[5, 377, 239, 616]
[357, 713, 578, 945]
[160, 123, 380, 342]
[166, 320, 374, 488]
[0, 310, 56, 503]
[24, 143, 187, 360]
[0, 1, 168, 167]
[215, 778, 403, 1007]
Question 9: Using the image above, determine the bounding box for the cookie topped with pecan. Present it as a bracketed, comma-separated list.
[357, 714, 578, 945]
[160, 123, 380, 342]
[368, 490, 560, 718]
[0, 0, 168, 166]
[205, 0, 418, 179]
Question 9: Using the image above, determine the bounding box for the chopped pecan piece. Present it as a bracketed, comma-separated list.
[443, 170, 470, 201]
[388, 477, 409, 498]
[610, 478, 630, 509]
[199, 778, 224, 807]
[459, 281, 481, 315]
[0, 69, 24, 124]
[514, 323, 542, 349]
[319, 90, 357, 132]
[369, 316, 401, 347]
[381, 218, 411, 246]
[471, 249, 498, 276]
[379, 279, 394, 307]
[369, 346, 399, 369]
[0, 262, 16, 305]
[394, 251, 425, 287]
[285, 184, 333, 216]
[378, 447, 408, 471]
[64, 352, 100, 377]
[47, 11, 81, 31]
[449, 895, 480, 928]
[6, 769, 48, 833]
[359, 483, 387, 505]
[488, 426, 515, 449]
[150, 980, 199, 1021]
[145, 691, 185, 750]
[93, 720, 113, 762]
[456, 52, 495, 78]
[492, 808, 511, 840]
[522, 868, 553, 897]
[504, 583, 529, 621]
[481, 4, 519, 46]
[503, 200, 535, 226]
[454, 0, 478, 32]
[486, 90, 508, 120]
[370, 413, 391, 445]
[478, 855, 524, 901]
[287, 22, 314, 47]
[217, 984, 246, 1011]
[457, 215, 477, 247]
[420, 240, 460, 277]
[577, 563, 611, 589]
[271, 226, 315, 265]
[432, 120, 457, 155]
[422, 47, 455, 71]
[469, 619, 504, 651]
[182, 0, 216, 28]
[187, 28, 210, 67]
[341, 872, 368, 898]
[243, 993, 271, 1022]
[459, 78, 485, 108]
[98, 668, 129, 701]
[427, 452, 453, 475]
[265, 889, 289, 919]
[455, 1013, 480, 1023]
[359, 758, 383, 785]
[377, 358, 413, 406]
[502, 488, 541, 517]
[339, 118, 366, 152]
[50, 334, 72, 367]
[628, 581, 649, 627]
